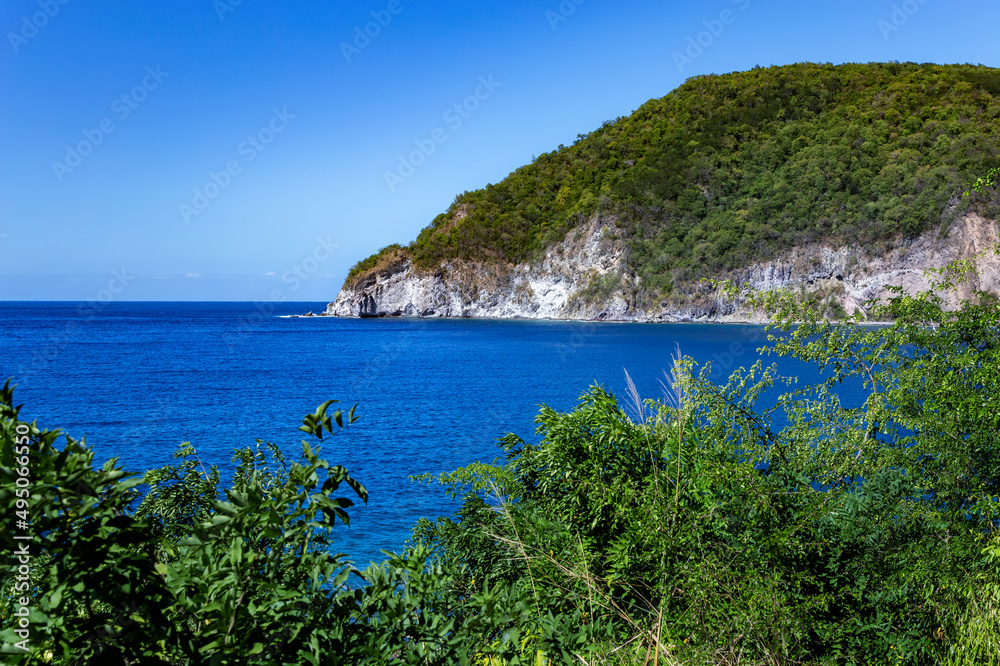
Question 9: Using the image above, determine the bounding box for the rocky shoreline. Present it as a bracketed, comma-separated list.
[318, 213, 1000, 323]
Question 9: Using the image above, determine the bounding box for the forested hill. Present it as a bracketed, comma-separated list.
[345, 62, 1000, 301]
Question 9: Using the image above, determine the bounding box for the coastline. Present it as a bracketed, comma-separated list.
[284, 311, 895, 327]
[323, 214, 999, 327]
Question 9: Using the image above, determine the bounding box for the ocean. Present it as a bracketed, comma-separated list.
[0, 301, 866, 566]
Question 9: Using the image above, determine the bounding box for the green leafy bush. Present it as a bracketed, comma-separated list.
[413, 255, 1000, 664]
[1, 391, 602, 665]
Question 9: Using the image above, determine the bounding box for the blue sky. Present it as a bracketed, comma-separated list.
[1, 0, 997, 301]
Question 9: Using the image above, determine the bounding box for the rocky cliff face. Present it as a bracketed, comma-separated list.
[326, 214, 1000, 322]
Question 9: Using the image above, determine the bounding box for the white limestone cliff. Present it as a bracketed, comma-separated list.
[325, 214, 1000, 323]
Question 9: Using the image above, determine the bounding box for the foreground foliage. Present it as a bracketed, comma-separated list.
[0, 398, 590, 664]
[3, 258, 1000, 664]
[414, 264, 1000, 664]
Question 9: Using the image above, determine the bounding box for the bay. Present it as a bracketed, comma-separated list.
[0, 301, 866, 566]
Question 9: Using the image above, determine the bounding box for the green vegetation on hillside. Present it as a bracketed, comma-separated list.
[349, 62, 1000, 298]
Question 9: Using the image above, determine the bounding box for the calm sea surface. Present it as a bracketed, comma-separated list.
[0, 302, 867, 566]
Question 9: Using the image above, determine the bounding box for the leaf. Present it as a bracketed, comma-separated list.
[230, 537, 244, 565]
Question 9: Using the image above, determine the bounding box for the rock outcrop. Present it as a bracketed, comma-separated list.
[325, 214, 1000, 323]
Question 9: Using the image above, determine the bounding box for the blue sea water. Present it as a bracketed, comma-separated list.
[0, 302, 867, 566]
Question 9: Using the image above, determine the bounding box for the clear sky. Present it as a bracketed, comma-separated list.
[1, 0, 997, 301]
